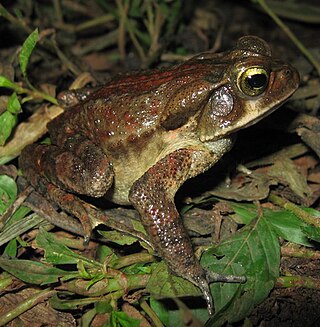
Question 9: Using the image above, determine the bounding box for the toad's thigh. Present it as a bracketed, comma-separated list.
[20, 140, 113, 197]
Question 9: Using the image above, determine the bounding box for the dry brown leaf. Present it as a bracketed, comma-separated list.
[269, 156, 312, 199]
[0, 104, 63, 164]
[0, 288, 75, 326]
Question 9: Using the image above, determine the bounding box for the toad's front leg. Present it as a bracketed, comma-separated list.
[129, 148, 220, 314]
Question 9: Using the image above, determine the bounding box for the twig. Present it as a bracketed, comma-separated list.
[116, 0, 127, 60]
[281, 243, 320, 260]
[269, 194, 320, 227]
[276, 275, 320, 289]
[0, 4, 33, 34]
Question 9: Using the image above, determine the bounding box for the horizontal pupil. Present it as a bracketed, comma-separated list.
[246, 73, 267, 89]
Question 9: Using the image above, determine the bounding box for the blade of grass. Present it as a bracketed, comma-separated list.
[254, 0, 320, 76]
[19, 28, 39, 88]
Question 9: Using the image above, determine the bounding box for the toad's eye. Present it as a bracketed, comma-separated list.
[237, 66, 269, 97]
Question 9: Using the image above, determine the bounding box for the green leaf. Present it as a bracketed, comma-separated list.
[301, 225, 320, 243]
[110, 311, 140, 327]
[80, 308, 96, 327]
[0, 174, 17, 214]
[303, 207, 320, 218]
[149, 297, 208, 327]
[98, 230, 138, 246]
[0, 257, 66, 285]
[19, 28, 39, 79]
[7, 92, 21, 114]
[146, 262, 201, 299]
[230, 202, 312, 246]
[0, 111, 18, 146]
[4, 206, 31, 226]
[264, 209, 312, 246]
[3, 238, 17, 257]
[131, 219, 147, 234]
[35, 229, 102, 268]
[203, 214, 280, 326]
[95, 300, 113, 314]
[0, 211, 40, 248]
[122, 262, 151, 275]
[96, 244, 118, 265]
[149, 297, 169, 325]
[0, 75, 23, 92]
[229, 202, 257, 225]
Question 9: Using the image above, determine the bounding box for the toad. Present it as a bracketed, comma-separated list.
[19, 36, 299, 314]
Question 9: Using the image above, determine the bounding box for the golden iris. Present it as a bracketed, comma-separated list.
[237, 66, 269, 97]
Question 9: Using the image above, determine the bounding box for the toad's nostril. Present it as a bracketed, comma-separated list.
[284, 69, 291, 78]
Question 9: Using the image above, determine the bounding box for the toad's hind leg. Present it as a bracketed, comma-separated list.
[19, 136, 114, 240]
[129, 148, 217, 314]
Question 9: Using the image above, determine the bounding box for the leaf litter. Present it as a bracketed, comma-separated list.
[0, 1, 320, 326]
